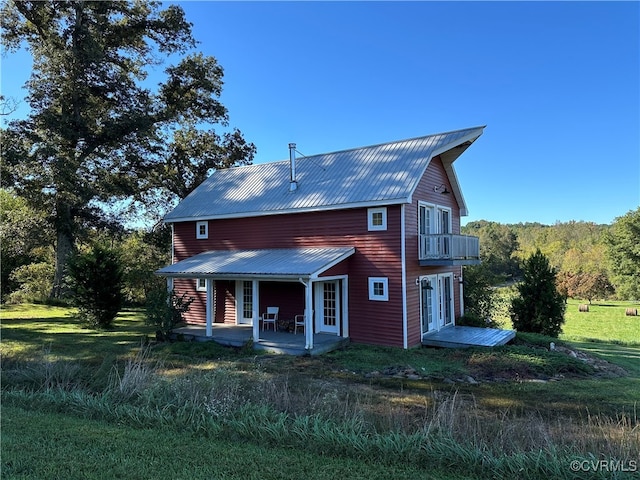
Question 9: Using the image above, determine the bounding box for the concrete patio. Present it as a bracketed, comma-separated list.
[171, 324, 349, 356]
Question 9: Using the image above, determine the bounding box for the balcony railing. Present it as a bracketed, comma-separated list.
[419, 234, 480, 264]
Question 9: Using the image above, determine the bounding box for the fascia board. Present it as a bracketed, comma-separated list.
[163, 199, 410, 224]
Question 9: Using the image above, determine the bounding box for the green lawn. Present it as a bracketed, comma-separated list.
[561, 299, 640, 345]
[2, 302, 639, 480]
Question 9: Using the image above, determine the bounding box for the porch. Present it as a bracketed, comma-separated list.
[172, 324, 349, 356]
[422, 326, 516, 348]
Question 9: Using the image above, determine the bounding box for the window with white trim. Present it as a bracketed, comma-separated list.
[367, 207, 387, 231]
[368, 277, 389, 301]
[196, 221, 208, 239]
[196, 278, 207, 292]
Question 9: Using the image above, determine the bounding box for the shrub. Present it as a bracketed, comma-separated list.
[7, 262, 54, 304]
[67, 243, 124, 328]
[511, 249, 566, 337]
[456, 312, 499, 329]
[145, 286, 194, 340]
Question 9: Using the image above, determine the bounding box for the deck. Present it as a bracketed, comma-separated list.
[171, 324, 349, 356]
[422, 326, 516, 348]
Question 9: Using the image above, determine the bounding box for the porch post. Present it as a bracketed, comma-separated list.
[305, 279, 314, 350]
[166, 277, 173, 293]
[205, 278, 213, 337]
[252, 279, 259, 343]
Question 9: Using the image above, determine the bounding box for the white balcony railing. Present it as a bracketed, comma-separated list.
[419, 234, 480, 262]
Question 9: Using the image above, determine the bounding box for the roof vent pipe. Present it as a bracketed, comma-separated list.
[289, 143, 298, 191]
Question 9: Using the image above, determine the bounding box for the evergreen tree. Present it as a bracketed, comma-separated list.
[68, 243, 123, 328]
[511, 249, 566, 337]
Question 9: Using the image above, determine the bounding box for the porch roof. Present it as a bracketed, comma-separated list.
[156, 247, 355, 280]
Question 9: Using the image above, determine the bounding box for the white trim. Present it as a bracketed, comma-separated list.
[205, 279, 213, 337]
[164, 199, 409, 224]
[196, 221, 208, 239]
[367, 207, 387, 231]
[401, 204, 408, 349]
[368, 277, 389, 301]
[252, 280, 260, 343]
[196, 278, 207, 291]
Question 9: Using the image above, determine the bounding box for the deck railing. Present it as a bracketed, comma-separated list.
[419, 234, 480, 261]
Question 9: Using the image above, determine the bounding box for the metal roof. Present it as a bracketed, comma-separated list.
[164, 126, 484, 223]
[155, 247, 355, 280]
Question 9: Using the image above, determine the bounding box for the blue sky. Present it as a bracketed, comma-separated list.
[2, 1, 638, 226]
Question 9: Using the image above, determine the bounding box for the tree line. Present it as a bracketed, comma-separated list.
[461, 211, 640, 302]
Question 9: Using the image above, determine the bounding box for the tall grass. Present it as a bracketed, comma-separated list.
[3, 348, 638, 480]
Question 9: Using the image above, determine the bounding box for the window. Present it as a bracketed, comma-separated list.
[367, 207, 387, 231]
[368, 277, 389, 301]
[196, 278, 207, 292]
[196, 221, 208, 239]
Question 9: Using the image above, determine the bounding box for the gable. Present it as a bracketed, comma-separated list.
[164, 126, 484, 223]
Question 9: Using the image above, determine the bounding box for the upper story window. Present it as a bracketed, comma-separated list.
[196, 278, 207, 291]
[367, 207, 387, 231]
[196, 221, 208, 239]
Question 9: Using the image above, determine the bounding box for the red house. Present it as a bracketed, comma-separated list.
[157, 126, 491, 352]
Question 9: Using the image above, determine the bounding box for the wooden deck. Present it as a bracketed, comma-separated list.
[422, 326, 516, 348]
[171, 324, 349, 356]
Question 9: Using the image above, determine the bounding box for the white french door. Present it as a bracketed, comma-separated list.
[420, 273, 454, 334]
[235, 280, 254, 325]
[315, 281, 340, 334]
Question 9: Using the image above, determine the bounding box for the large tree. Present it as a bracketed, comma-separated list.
[1, 1, 255, 298]
[604, 208, 640, 300]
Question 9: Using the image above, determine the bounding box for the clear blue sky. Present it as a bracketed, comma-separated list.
[2, 1, 638, 226]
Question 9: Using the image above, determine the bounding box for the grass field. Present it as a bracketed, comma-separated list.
[2, 302, 639, 479]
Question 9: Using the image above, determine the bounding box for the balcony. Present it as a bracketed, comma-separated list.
[419, 234, 480, 266]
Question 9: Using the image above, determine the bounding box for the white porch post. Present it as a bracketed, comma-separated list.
[252, 279, 259, 343]
[205, 278, 213, 337]
[166, 277, 173, 294]
[305, 279, 314, 350]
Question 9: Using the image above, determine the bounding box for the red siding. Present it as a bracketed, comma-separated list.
[404, 155, 465, 347]
[172, 206, 405, 347]
[169, 154, 468, 349]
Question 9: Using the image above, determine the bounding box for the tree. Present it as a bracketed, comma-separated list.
[0, 189, 53, 300]
[511, 249, 566, 337]
[604, 208, 640, 300]
[1, 1, 256, 299]
[67, 243, 123, 328]
[461, 264, 498, 327]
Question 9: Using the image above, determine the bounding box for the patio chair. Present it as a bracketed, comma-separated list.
[294, 309, 312, 335]
[261, 307, 279, 331]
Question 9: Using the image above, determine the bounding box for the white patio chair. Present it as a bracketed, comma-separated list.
[294, 309, 312, 334]
[261, 307, 279, 331]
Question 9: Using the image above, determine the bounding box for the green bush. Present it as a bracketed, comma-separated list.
[145, 286, 194, 340]
[511, 249, 566, 337]
[7, 262, 54, 304]
[67, 243, 124, 328]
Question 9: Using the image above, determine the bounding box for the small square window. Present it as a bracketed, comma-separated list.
[367, 207, 387, 231]
[196, 278, 207, 291]
[368, 277, 389, 301]
[196, 221, 208, 239]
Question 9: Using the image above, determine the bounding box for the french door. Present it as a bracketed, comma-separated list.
[236, 280, 253, 325]
[420, 273, 454, 334]
[315, 281, 340, 334]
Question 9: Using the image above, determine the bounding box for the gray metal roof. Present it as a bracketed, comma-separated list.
[155, 247, 355, 280]
[164, 126, 484, 222]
